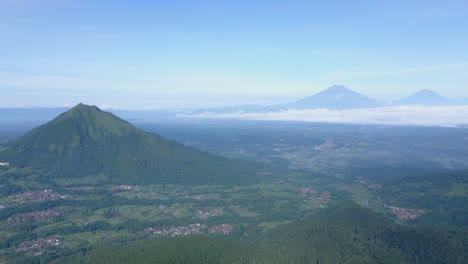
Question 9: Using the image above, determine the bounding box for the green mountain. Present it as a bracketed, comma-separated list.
[263, 202, 468, 264]
[0, 103, 266, 185]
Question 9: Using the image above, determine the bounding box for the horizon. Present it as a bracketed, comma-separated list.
[1, 1, 468, 109]
[1, 85, 466, 111]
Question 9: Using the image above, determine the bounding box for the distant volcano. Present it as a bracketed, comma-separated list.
[395, 89, 451, 106]
[279, 85, 382, 110]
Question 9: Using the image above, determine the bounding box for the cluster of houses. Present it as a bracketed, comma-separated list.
[7, 209, 64, 224]
[208, 224, 234, 235]
[16, 238, 62, 255]
[313, 139, 336, 151]
[64, 186, 98, 191]
[294, 186, 330, 204]
[110, 185, 144, 191]
[196, 208, 223, 220]
[184, 194, 218, 201]
[309, 191, 330, 203]
[144, 223, 208, 237]
[10, 190, 70, 205]
[64, 185, 144, 192]
[387, 206, 426, 221]
[144, 223, 235, 237]
[296, 186, 317, 196]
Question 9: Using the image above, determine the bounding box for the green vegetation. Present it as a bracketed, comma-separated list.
[0, 104, 270, 185]
[67, 236, 290, 264]
[1, 106, 467, 263]
[14, 203, 465, 264]
[264, 202, 468, 264]
[374, 169, 468, 227]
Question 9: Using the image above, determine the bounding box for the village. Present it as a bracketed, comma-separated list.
[65, 185, 144, 192]
[313, 139, 336, 151]
[386, 206, 426, 221]
[9, 190, 70, 205]
[293, 185, 331, 204]
[143, 223, 234, 237]
[7, 208, 67, 224]
[16, 238, 62, 256]
[184, 194, 218, 201]
[196, 208, 223, 220]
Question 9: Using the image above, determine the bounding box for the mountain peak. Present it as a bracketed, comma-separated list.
[412, 89, 442, 97]
[395, 89, 449, 106]
[322, 85, 352, 94]
[281, 85, 381, 110]
[59, 103, 109, 125]
[68, 103, 101, 113]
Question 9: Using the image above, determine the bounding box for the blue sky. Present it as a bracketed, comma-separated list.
[1, 0, 468, 109]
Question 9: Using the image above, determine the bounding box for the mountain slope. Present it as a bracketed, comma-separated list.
[280, 85, 382, 110]
[0, 103, 267, 185]
[395, 89, 451, 106]
[263, 202, 467, 264]
[67, 236, 290, 264]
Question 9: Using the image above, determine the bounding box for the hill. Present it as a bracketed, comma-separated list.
[395, 89, 451, 106]
[0, 103, 268, 185]
[279, 85, 382, 110]
[373, 169, 468, 227]
[66, 236, 290, 264]
[263, 202, 467, 264]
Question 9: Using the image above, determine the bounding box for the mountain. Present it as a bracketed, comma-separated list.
[453, 97, 468, 105]
[264, 202, 468, 264]
[395, 89, 451, 106]
[279, 85, 382, 110]
[0, 103, 267, 185]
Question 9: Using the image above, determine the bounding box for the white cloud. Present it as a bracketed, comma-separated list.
[178, 106, 468, 127]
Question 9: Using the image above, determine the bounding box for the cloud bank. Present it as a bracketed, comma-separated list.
[178, 106, 468, 127]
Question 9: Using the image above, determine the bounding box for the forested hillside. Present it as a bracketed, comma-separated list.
[66, 236, 290, 264]
[0, 104, 269, 185]
[59, 203, 468, 264]
[374, 169, 468, 227]
[263, 202, 468, 264]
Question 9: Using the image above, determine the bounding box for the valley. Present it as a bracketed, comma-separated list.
[0, 105, 467, 263]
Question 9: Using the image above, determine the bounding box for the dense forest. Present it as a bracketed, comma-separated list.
[66, 236, 290, 264]
[264, 202, 468, 264]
